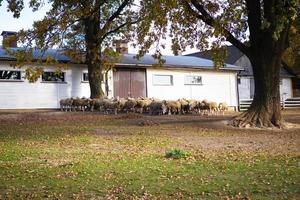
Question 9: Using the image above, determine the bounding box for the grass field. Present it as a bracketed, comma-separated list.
[0, 111, 299, 199]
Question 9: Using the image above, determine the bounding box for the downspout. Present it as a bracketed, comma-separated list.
[236, 72, 241, 112]
[105, 71, 109, 97]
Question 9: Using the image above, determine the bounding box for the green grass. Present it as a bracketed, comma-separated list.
[0, 113, 299, 199]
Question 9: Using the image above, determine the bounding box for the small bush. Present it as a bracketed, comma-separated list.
[165, 149, 189, 159]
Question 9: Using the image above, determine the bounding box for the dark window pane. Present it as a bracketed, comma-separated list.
[42, 72, 65, 82]
[83, 73, 89, 81]
[184, 75, 202, 85]
[0, 70, 21, 80]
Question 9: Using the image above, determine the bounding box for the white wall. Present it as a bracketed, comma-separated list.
[280, 78, 293, 100]
[146, 68, 239, 107]
[238, 77, 293, 100]
[238, 77, 251, 99]
[0, 62, 91, 109]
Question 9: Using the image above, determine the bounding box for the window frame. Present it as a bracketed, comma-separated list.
[184, 75, 203, 85]
[152, 74, 173, 86]
[82, 72, 89, 82]
[41, 71, 66, 83]
[0, 70, 23, 82]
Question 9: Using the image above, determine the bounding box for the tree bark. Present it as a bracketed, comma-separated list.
[232, 31, 288, 128]
[232, 58, 284, 128]
[84, 16, 104, 99]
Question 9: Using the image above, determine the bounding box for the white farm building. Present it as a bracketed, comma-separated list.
[0, 51, 242, 110]
[0, 31, 242, 110]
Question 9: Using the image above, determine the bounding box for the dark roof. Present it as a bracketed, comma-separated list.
[0, 47, 242, 71]
[186, 45, 244, 65]
[118, 54, 242, 70]
[1, 31, 17, 36]
[238, 64, 294, 78]
[0, 47, 71, 62]
[186, 45, 294, 77]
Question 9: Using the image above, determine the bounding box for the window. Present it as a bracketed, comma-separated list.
[0, 70, 21, 81]
[237, 77, 241, 84]
[42, 72, 65, 82]
[82, 72, 89, 82]
[153, 75, 173, 85]
[184, 75, 202, 85]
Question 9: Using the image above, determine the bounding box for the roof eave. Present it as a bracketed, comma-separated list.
[115, 63, 243, 71]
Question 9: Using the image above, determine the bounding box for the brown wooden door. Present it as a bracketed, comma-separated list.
[113, 68, 146, 98]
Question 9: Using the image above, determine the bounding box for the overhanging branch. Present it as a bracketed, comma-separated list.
[100, 0, 130, 33]
[185, 0, 250, 57]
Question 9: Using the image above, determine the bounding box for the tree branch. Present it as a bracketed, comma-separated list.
[101, 20, 137, 41]
[245, 0, 262, 52]
[185, 0, 250, 57]
[100, 0, 130, 33]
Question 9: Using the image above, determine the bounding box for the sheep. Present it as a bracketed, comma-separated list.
[198, 100, 210, 115]
[178, 98, 190, 114]
[149, 100, 168, 115]
[218, 102, 228, 115]
[165, 100, 182, 115]
[135, 98, 152, 114]
[59, 98, 73, 111]
[102, 98, 124, 115]
[61, 96, 229, 116]
[122, 97, 137, 113]
[89, 98, 105, 112]
[72, 97, 91, 112]
[187, 99, 199, 114]
[206, 101, 219, 115]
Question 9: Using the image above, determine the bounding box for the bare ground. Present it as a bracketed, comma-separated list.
[0, 109, 299, 156]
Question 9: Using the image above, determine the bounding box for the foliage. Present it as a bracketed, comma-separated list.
[283, 13, 300, 74]
[135, 0, 299, 63]
[165, 149, 190, 159]
[2, 0, 137, 97]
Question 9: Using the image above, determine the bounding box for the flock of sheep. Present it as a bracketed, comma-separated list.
[60, 97, 229, 115]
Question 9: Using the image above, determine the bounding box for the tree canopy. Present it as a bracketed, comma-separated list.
[3, 0, 137, 98]
[135, 0, 299, 128]
[283, 13, 300, 74]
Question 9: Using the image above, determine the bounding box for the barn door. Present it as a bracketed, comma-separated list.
[113, 68, 146, 98]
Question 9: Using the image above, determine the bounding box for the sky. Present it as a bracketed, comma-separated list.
[0, 0, 198, 55]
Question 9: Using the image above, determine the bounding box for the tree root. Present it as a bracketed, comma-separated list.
[231, 110, 286, 129]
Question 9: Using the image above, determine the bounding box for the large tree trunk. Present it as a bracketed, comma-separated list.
[233, 56, 284, 128]
[232, 33, 287, 128]
[84, 16, 104, 99]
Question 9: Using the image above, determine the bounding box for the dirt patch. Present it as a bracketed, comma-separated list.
[115, 113, 143, 119]
[138, 120, 160, 126]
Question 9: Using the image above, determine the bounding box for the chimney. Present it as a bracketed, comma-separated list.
[1, 31, 17, 48]
[174, 49, 182, 56]
[115, 40, 128, 54]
